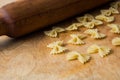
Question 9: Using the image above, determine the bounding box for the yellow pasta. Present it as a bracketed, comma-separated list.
[87, 44, 99, 54]
[44, 30, 57, 38]
[50, 45, 67, 55]
[112, 37, 120, 46]
[67, 51, 90, 64]
[95, 14, 114, 23]
[68, 34, 86, 45]
[66, 51, 80, 60]
[66, 23, 83, 31]
[78, 53, 90, 64]
[87, 44, 111, 57]
[84, 29, 106, 39]
[83, 19, 103, 29]
[107, 24, 120, 34]
[110, 1, 120, 9]
[52, 27, 65, 33]
[47, 41, 63, 48]
[76, 14, 94, 23]
[98, 46, 111, 57]
[100, 9, 112, 16]
[109, 7, 119, 14]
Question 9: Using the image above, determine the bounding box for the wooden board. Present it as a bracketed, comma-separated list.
[0, 0, 120, 80]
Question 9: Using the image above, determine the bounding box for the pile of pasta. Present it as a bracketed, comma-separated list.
[44, 1, 120, 64]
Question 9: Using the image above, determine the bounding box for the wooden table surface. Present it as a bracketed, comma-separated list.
[0, 0, 120, 80]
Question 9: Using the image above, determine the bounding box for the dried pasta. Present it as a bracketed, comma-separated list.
[107, 24, 120, 34]
[87, 44, 99, 54]
[87, 44, 111, 57]
[50, 45, 67, 55]
[68, 34, 86, 45]
[44, 30, 57, 38]
[83, 19, 103, 29]
[95, 14, 114, 23]
[110, 1, 120, 9]
[47, 41, 67, 55]
[109, 7, 119, 14]
[47, 41, 63, 48]
[76, 14, 94, 23]
[66, 23, 83, 31]
[112, 37, 120, 46]
[84, 29, 106, 39]
[52, 27, 65, 33]
[67, 51, 90, 64]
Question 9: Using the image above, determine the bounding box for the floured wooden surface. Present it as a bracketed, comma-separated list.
[0, 0, 120, 80]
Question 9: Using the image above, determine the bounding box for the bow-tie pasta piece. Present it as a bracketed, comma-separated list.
[84, 29, 106, 39]
[107, 24, 120, 34]
[95, 14, 114, 23]
[98, 46, 111, 57]
[112, 37, 120, 46]
[110, 1, 120, 9]
[50, 45, 67, 55]
[52, 27, 65, 33]
[68, 34, 86, 45]
[67, 51, 91, 64]
[87, 44, 99, 54]
[66, 23, 83, 31]
[66, 51, 80, 60]
[100, 9, 112, 16]
[83, 22, 95, 29]
[44, 30, 57, 38]
[47, 41, 63, 48]
[76, 14, 94, 23]
[77, 53, 91, 64]
[92, 19, 103, 26]
[109, 7, 119, 14]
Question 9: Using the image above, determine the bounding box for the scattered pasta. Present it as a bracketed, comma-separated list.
[47, 41, 67, 55]
[47, 41, 63, 48]
[84, 29, 106, 39]
[87, 44, 111, 57]
[110, 1, 120, 9]
[83, 19, 103, 29]
[44, 30, 57, 38]
[44, 27, 65, 37]
[67, 51, 90, 64]
[76, 14, 94, 23]
[50, 45, 67, 55]
[68, 34, 86, 45]
[107, 24, 120, 34]
[66, 23, 83, 31]
[52, 27, 65, 33]
[95, 14, 115, 23]
[100, 7, 119, 17]
[112, 37, 120, 46]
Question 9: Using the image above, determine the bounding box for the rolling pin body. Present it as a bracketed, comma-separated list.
[0, 0, 110, 37]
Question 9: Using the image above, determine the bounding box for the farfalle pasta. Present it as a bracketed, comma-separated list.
[100, 7, 119, 17]
[44, 30, 57, 38]
[47, 41, 67, 55]
[95, 14, 114, 23]
[44, 27, 65, 37]
[107, 24, 120, 34]
[66, 23, 83, 31]
[110, 1, 120, 9]
[68, 34, 86, 45]
[76, 14, 94, 23]
[50, 45, 67, 55]
[83, 19, 103, 29]
[87, 44, 111, 57]
[112, 37, 120, 46]
[67, 51, 90, 64]
[84, 29, 106, 39]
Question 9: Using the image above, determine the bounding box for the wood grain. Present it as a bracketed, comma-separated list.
[0, 0, 120, 80]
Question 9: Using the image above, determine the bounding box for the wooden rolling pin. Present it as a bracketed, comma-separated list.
[0, 0, 111, 37]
